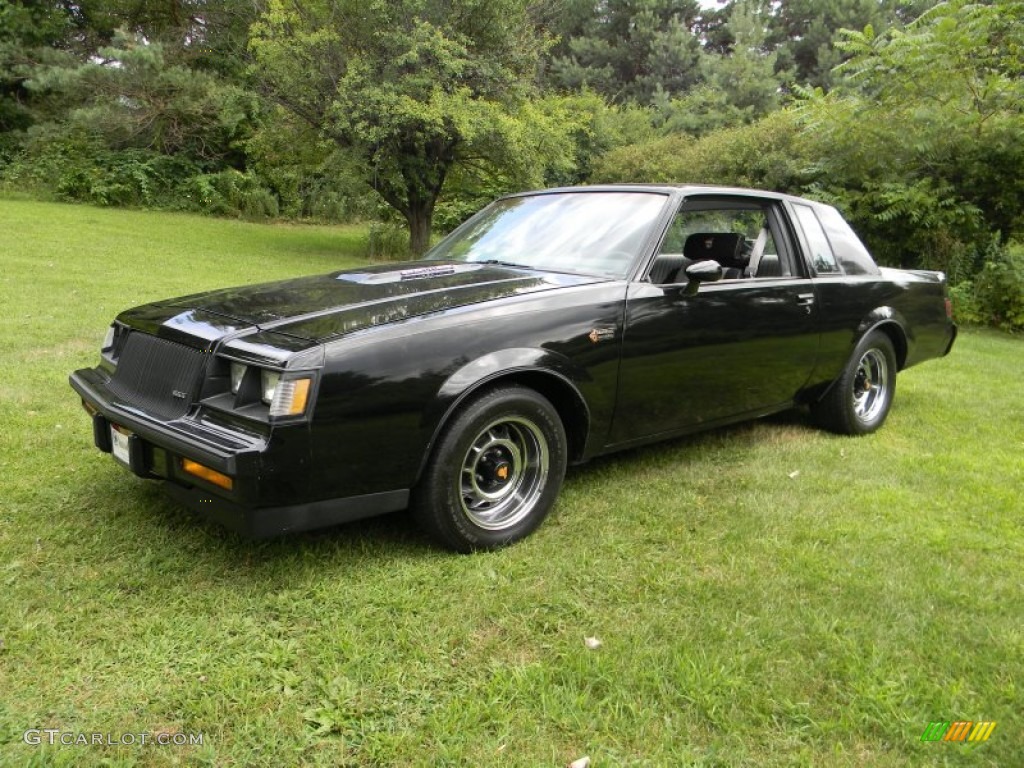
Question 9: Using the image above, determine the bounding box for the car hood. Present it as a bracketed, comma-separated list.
[125, 261, 606, 343]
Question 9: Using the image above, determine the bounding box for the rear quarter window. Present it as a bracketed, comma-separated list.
[814, 204, 881, 276]
[792, 203, 841, 275]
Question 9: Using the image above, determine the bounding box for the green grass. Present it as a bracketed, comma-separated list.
[1, 199, 1021, 766]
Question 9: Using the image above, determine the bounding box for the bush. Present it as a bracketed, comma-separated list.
[184, 170, 279, 220]
[5, 144, 196, 208]
[947, 281, 982, 326]
[363, 221, 410, 262]
[971, 243, 1024, 331]
[591, 110, 807, 192]
[948, 243, 1024, 331]
[0, 126, 285, 219]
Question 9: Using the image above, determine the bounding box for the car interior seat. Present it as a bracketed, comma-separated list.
[648, 254, 692, 284]
[755, 254, 783, 277]
[683, 233, 748, 278]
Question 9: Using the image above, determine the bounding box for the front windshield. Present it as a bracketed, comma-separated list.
[425, 191, 668, 278]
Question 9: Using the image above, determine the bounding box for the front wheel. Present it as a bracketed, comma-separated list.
[412, 386, 567, 552]
[811, 330, 897, 435]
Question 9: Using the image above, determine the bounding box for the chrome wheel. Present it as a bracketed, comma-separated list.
[459, 417, 549, 531]
[852, 348, 890, 423]
[811, 330, 897, 435]
[413, 385, 567, 552]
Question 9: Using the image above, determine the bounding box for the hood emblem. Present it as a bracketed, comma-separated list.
[588, 327, 615, 343]
[399, 265, 456, 281]
[171, 389, 188, 400]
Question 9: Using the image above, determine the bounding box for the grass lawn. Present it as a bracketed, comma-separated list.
[1, 199, 1021, 766]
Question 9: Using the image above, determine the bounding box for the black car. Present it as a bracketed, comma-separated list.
[70, 185, 957, 551]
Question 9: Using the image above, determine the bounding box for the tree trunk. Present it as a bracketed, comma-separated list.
[406, 201, 434, 257]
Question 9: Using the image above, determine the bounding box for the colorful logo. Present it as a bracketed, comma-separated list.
[921, 721, 997, 742]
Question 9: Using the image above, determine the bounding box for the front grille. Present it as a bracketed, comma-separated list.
[108, 333, 210, 420]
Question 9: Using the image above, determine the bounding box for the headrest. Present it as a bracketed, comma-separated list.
[683, 232, 748, 269]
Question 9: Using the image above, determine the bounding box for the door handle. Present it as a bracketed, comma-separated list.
[796, 293, 815, 313]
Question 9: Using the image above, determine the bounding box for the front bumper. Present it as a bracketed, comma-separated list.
[69, 367, 408, 537]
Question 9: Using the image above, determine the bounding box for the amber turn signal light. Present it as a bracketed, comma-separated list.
[180, 458, 234, 491]
[269, 377, 311, 417]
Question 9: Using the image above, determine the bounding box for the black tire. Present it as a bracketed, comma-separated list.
[412, 386, 567, 552]
[812, 330, 897, 435]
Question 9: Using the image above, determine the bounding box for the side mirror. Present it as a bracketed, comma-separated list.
[682, 259, 723, 296]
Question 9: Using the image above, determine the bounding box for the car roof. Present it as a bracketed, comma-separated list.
[505, 184, 823, 208]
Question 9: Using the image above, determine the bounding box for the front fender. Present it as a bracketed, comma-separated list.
[437, 347, 589, 402]
[418, 347, 593, 478]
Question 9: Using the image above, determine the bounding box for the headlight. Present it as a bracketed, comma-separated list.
[260, 370, 280, 404]
[268, 377, 312, 418]
[102, 325, 116, 351]
[230, 362, 247, 394]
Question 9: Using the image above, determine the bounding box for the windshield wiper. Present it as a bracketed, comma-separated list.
[477, 259, 532, 269]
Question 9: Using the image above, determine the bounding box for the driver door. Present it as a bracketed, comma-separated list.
[609, 196, 821, 445]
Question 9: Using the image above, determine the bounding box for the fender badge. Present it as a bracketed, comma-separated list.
[171, 389, 188, 399]
[588, 327, 615, 343]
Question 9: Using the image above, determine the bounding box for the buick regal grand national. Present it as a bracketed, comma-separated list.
[70, 185, 957, 551]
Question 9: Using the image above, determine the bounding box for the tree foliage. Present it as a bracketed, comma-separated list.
[545, 0, 705, 104]
[0, 0, 258, 139]
[797, 0, 1024, 276]
[250, 0, 578, 253]
[1, 0, 1021, 327]
[763, 0, 933, 90]
[595, 0, 1024, 328]
[0, 0, 77, 139]
[592, 108, 806, 191]
[28, 32, 257, 162]
[702, 1, 780, 116]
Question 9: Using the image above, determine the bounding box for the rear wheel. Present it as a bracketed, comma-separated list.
[413, 386, 567, 552]
[812, 330, 897, 435]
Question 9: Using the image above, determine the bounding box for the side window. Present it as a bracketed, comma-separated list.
[648, 200, 792, 283]
[792, 204, 841, 275]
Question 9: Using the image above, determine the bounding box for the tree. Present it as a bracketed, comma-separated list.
[250, 0, 572, 254]
[701, 0, 781, 117]
[764, 0, 936, 90]
[1, 0, 263, 197]
[797, 0, 1024, 273]
[27, 32, 257, 163]
[545, 0, 706, 104]
[0, 0, 254, 137]
[0, 1, 78, 139]
[96, 0, 260, 80]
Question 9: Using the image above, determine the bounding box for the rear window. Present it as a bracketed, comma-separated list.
[814, 204, 881, 276]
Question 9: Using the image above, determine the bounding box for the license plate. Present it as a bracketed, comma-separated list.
[110, 425, 131, 465]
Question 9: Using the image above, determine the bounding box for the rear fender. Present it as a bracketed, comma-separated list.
[856, 309, 910, 369]
[810, 312, 908, 404]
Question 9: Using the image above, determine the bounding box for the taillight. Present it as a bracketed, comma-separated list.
[944, 297, 953, 319]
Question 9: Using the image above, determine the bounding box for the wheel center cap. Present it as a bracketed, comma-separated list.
[477, 450, 514, 491]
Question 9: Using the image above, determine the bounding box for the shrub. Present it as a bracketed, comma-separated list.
[591, 110, 808, 192]
[947, 281, 983, 326]
[185, 170, 279, 220]
[971, 242, 1024, 331]
[363, 221, 410, 262]
[947, 243, 1024, 331]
